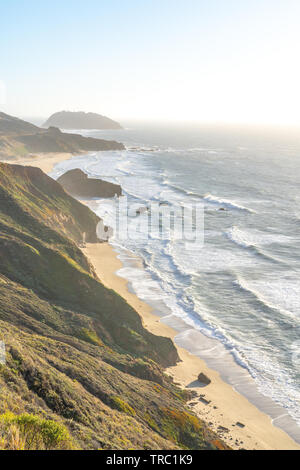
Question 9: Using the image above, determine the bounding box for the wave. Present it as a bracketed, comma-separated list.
[154, 147, 221, 154]
[226, 226, 258, 249]
[234, 276, 296, 321]
[225, 226, 288, 265]
[160, 184, 257, 213]
[114, 239, 255, 378]
[161, 180, 211, 202]
[203, 193, 256, 213]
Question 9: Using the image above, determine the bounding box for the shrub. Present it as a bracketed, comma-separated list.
[78, 328, 103, 346]
[110, 397, 136, 417]
[0, 411, 74, 450]
[160, 408, 205, 449]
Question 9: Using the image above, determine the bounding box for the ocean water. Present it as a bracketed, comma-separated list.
[51, 123, 300, 442]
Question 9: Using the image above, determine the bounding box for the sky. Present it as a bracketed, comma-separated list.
[1, 0, 300, 125]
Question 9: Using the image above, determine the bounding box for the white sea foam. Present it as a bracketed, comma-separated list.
[226, 226, 293, 249]
[235, 275, 300, 320]
[203, 193, 256, 213]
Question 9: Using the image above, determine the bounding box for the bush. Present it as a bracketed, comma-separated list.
[0, 411, 74, 450]
[160, 408, 205, 449]
[110, 397, 136, 417]
[78, 328, 103, 347]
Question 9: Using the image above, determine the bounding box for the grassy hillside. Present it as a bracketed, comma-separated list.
[0, 163, 228, 450]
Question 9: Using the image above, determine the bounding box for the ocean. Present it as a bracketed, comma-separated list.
[50, 122, 300, 442]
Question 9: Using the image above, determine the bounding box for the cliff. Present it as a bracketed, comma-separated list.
[43, 111, 122, 130]
[0, 162, 228, 450]
[0, 113, 124, 160]
[57, 168, 122, 198]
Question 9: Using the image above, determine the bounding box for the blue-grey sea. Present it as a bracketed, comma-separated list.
[51, 122, 300, 442]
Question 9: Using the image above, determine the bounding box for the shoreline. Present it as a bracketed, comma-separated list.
[82, 242, 300, 450]
[5, 151, 300, 450]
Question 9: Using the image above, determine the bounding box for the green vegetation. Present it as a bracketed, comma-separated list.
[0, 412, 74, 450]
[0, 162, 229, 450]
[78, 328, 104, 346]
[110, 397, 136, 416]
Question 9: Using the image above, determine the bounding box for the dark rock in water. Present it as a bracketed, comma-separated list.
[198, 373, 211, 386]
[159, 201, 170, 207]
[136, 206, 148, 216]
[57, 169, 122, 198]
[128, 205, 149, 217]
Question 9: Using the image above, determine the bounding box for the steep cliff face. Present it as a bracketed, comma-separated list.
[43, 111, 122, 130]
[0, 163, 228, 450]
[0, 163, 101, 243]
[57, 169, 122, 198]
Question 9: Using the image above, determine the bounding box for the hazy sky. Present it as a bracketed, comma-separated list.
[1, 0, 300, 124]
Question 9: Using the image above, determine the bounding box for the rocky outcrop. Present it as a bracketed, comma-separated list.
[43, 111, 122, 130]
[57, 169, 122, 198]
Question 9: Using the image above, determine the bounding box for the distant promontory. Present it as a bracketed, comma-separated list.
[43, 111, 123, 130]
[0, 112, 124, 159]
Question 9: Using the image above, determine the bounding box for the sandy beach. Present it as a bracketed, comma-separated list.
[1, 152, 74, 174]
[82, 242, 300, 450]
